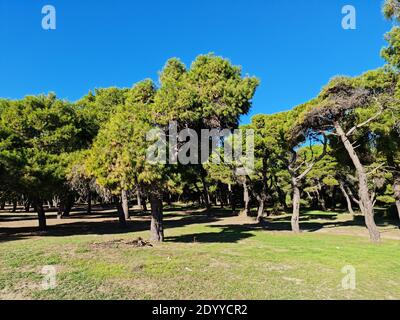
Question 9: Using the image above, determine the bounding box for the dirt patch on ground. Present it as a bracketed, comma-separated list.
[90, 237, 153, 249]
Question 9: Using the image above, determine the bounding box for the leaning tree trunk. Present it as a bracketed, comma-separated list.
[121, 189, 129, 220]
[339, 182, 355, 215]
[291, 178, 301, 233]
[150, 195, 164, 242]
[33, 199, 46, 231]
[335, 122, 380, 241]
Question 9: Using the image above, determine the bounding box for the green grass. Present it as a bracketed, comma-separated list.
[1, 211, 400, 300]
[302, 210, 338, 217]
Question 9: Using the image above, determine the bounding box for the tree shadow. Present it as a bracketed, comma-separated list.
[262, 215, 400, 232]
[165, 224, 255, 243]
[0, 209, 221, 243]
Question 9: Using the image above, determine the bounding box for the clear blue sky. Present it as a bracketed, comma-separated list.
[0, 0, 393, 123]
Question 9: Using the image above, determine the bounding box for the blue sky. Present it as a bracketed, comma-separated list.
[0, 0, 393, 124]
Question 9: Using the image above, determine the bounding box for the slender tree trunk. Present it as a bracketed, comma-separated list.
[316, 188, 327, 211]
[331, 186, 337, 210]
[121, 189, 129, 220]
[335, 122, 380, 241]
[87, 192, 92, 215]
[34, 199, 46, 231]
[228, 183, 235, 213]
[393, 175, 400, 221]
[24, 200, 30, 212]
[340, 183, 354, 215]
[136, 187, 142, 208]
[200, 167, 212, 213]
[57, 198, 64, 219]
[12, 199, 17, 212]
[142, 197, 148, 212]
[242, 179, 251, 216]
[1, 200, 5, 210]
[150, 195, 164, 242]
[396, 201, 400, 221]
[291, 178, 301, 233]
[194, 183, 204, 205]
[166, 192, 172, 206]
[339, 182, 355, 215]
[277, 188, 288, 212]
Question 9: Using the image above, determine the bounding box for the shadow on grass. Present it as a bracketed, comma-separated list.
[165, 224, 256, 243]
[0, 208, 221, 243]
[263, 215, 400, 232]
[1, 205, 398, 244]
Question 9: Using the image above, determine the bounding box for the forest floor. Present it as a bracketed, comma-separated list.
[0, 205, 400, 299]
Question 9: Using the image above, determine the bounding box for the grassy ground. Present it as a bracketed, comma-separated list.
[0, 207, 400, 300]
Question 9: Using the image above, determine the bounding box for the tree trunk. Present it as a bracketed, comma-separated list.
[12, 199, 17, 212]
[194, 183, 204, 205]
[166, 192, 172, 206]
[242, 179, 251, 216]
[150, 195, 164, 242]
[291, 178, 301, 233]
[331, 186, 337, 210]
[142, 197, 147, 212]
[256, 196, 265, 222]
[117, 202, 127, 227]
[396, 200, 400, 221]
[87, 192, 92, 215]
[316, 188, 327, 211]
[57, 199, 64, 219]
[393, 176, 400, 221]
[335, 122, 380, 241]
[228, 183, 235, 213]
[277, 188, 288, 212]
[121, 189, 129, 220]
[52, 197, 58, 208]
[1, 200, 5, 210]
[136, 187, 142, 208]
[339, 182, 355, 215]
[200, 167, 212, 213]
[34, 200, 46, 231]
[62, 194, 74, 218]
